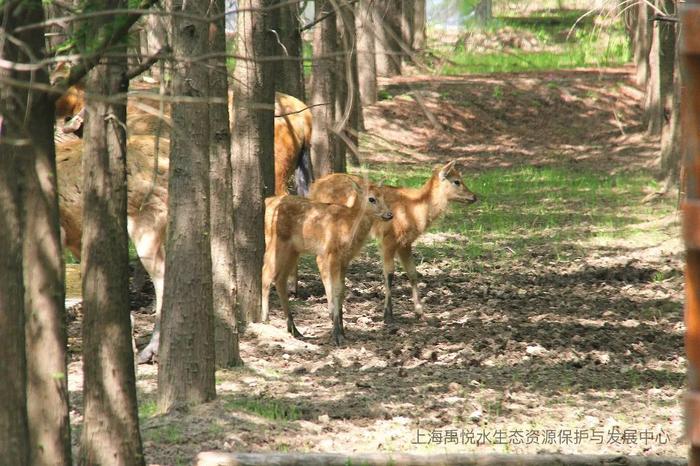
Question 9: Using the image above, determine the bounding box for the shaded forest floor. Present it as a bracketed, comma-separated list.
[67, 67, 686, 465]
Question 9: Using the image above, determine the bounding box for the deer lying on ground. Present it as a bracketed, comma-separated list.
[309, 161, 477, 323]
[262, 178, 393, 345]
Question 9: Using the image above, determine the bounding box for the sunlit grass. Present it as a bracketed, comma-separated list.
[436, 11, 630, 74]
[351, 164, 676, 262]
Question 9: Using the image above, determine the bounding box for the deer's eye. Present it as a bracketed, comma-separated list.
[368, 197, 377, 204]
[453, 180, 461, 186]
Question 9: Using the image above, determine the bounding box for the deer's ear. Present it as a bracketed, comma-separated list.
[347, 177, 363, 194]
[439, 160, 456, 180]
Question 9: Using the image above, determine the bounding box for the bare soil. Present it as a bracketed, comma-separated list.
[66, 67, 685, 465]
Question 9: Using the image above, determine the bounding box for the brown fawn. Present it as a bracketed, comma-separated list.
[262, 179, 393, 345]
[309, 161, 477, 323]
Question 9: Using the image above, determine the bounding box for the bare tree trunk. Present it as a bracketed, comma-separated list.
[357, 0, 378, 106]
[78, 7, 145, 463]
[0, 67, 30, 466]
[659, 10, 680, 188]
[633, 2, 652, 86]
[311, 0, 340, 177]
[335, 5, 349, 170]
[474, 0, 492, 23]
[374, 0, 402, 77]
[3, 3, 73, 465]
[413, 0, 426, 51]
[140, 9, 169, 80]
[210, 0, 242, 368]
[337, 0, 362, 164]
[232, 0, 276, 325]
[273, 0, 305, 100]
[158, 0, 216, 412]
[646, 0, 676, 136]
[401, 0, 415, 62]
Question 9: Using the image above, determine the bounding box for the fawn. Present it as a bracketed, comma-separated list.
[262, 178, 393, 345]
[309, 161, 477, 323]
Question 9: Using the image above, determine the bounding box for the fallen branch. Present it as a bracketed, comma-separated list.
[194, 452, 687, 466]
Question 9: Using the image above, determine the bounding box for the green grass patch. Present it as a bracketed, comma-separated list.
[143, 424, 185, 444]
[224, 397, 301, 421]
[437, 11, 630, 74]
[352, 164, 675, 262]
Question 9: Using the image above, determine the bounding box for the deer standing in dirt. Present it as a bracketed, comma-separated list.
[309, 161, 477, 323]
[262, 179, 393, 345]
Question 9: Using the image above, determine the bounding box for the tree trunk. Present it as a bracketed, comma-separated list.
[273, 0, 305, 100]
[335, 5, 349, 170]
[633, 2, 652, 86]
[311, 0, 340, 177]
[357, 0, 378, 107]
[78, 6, 145, 462]
[140, 12, 169, 80]
[474, 0, 493, 23]
[374, 0, 402, 77]
[659, 11, 680, 188]
[3, 3, 74, 465]
[337, 1, 362, 164]
[210, 0, 242, 368]
[232, 0, 276, 325]
[413, 0, 426, 51]
[158, 0, 216, 412]
[647, 0, 676, 136]
[401, 0, 415, 61]
[0, 78, 30, 466]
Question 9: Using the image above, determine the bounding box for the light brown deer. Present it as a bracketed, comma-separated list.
[57, 136, 169, 363]
[309, 161, 477, 323]
[262, 179, 393, 345]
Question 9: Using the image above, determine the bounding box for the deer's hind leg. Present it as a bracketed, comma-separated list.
[276, 251, 303, 338]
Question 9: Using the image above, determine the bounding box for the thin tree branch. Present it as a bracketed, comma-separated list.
[49, 0, 160, 99]
[123, 46, 171, 82]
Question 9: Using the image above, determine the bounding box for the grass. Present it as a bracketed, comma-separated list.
[351, 164, 676, 263]
[223, 397, 302, 422]
[436, 10, 631, 75]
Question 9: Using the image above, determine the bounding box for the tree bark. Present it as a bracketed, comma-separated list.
[374, 0, 402, 77]
[633, 2, 652, 86]
[337, 0, 362, 164]
[158, 0, 217, 412]
[413, 0, 426, 51]
[311, 0, 341, 177]
[78, 4, 145, 462]
[357, 0, 378, 107]
[335, 4, 349, 170]
[2, 3, 74, 465]
[0, 73, 30, 466]
[474, 0, 493, 23]
[659, 10, 680, 188]
[401, 0, 415, 61]
[209, 0, 242, 368]
[272, 0, 305, 100]
[646, 0, 676, 136]
[232, 0, 276, 325]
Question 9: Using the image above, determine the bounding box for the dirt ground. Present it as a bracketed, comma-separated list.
[66, 67, 686, 464]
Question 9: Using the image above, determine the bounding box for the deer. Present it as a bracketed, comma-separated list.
[57, 136, 169, 362]
[262, 178, 393, 345]
[53, 76, 314, 362]
[308, 161, 477, 323]
[53, 68, 313, 196]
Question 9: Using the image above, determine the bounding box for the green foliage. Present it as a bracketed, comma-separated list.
[224, 397, 301, 421]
